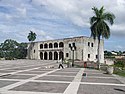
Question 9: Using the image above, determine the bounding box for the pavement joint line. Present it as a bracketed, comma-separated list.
[63, 68, 85, 94]
[0, 69, 60, 91]
[0, 90, 63, 94]
[11, 73, 38, 76]
[52, 72, 77, 73]
[27, 70, 50, 72]
[0, 78, 23, 82]
[80, 82, 125, 86]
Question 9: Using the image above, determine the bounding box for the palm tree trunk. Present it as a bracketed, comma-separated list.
[97, 39, 101, 69]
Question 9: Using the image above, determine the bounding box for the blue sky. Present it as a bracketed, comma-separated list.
[0, 0, 125, 51]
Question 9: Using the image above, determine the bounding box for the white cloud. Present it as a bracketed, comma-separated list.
[29, 28, 53, 41]
[30, 0, 125, 36]
[0, 0, 125, 52]
[16, 8, 27, 17]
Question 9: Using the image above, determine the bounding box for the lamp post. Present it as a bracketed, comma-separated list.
[69, 43, 76, 67]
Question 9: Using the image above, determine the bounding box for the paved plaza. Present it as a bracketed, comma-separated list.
[0, 60, 125, 94]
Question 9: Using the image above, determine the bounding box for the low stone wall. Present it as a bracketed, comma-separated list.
[74, 61, 98, 68]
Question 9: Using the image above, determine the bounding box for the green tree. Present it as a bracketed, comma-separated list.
[27, 31, 37, 59]
[15, 43, 27, 59]
[90, 6, 115, 69]
[27, 31, 37, 42]
[0, 39, 18, 59]
[0, 39, 27, 59]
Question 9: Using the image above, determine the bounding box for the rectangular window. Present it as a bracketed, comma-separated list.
[96, 55, 98, 59]
[88, 54, 90, 58]
[88, 42, 90, 46]
[91, 43, 93, 47]
[66, 53, 69, 57]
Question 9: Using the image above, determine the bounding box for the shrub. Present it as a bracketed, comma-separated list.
[114, 60, 125, 70]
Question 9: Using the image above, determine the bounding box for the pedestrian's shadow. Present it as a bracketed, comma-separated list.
[103, 72, 111, 75]
[114, 88, 125, 92]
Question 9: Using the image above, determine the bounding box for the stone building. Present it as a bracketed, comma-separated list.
[27, 36, 104, 63]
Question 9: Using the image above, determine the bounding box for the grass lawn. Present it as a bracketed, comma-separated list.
[114, 69, 125, 77]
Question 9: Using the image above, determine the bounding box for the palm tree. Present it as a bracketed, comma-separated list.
[27, 31, 37, 42]
[90, 6, 115, 69]
[27, 31, 37, 59]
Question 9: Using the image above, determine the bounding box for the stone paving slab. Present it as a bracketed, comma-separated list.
[0, 70, 16, 73]
[0, 80, 18, 88]
[81, 77, 122, 84]
[0, 74, 34, 79]
[35, 76, 74, 82]
[59, 68, 80, 72]
[86, 73, 114, 77]
[6, 68, 27, 71]
[14, 73, 37, 76]
[48, 72, 77, 76]
[31, 69, 53, 72]
[0, 60, 125, 94]
[10, 82, 69, 93]
[84, 69, 104, 73]
[18, 71, 46, 75]
[55, 70, 78, 73]
[77, 84, 125, 94]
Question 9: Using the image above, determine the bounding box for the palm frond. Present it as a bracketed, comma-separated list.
[102, 22, 110, 39]
[103, 12, 115, 25]
[90, 16, 97, 25]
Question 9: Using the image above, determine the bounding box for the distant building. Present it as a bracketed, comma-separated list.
[115, 55, 125, 59]
[111, 51, 117, 55]
[27, 36, 104, 63]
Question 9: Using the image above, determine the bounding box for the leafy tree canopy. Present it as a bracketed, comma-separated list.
[0, 39, 27, 59]
[90, 6, 115, 40]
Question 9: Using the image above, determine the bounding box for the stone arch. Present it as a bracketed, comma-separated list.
[54, 42, 58, 48]
[49, 43, 53, 48]
[44, 52, 48, 60]
[59, 42, 64, 47]
[40, 44, 43, 49]
[54, 51, 58, 60]
[59, 51, 64, 60]
[44, 43, 48, 48]
[40, 52, 43, 60]
[49, 52, 52, 60]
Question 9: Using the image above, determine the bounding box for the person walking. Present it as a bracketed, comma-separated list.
[58, 58, 64, 69]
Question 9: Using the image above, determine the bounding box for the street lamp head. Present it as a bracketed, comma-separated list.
[74, 46, 76, 50]
[72, 43, 75, 47]
[69, 44, 71, 48]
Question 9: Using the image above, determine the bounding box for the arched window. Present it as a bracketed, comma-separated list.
[59, 42, 64, 47]
[44, 43, 48, 48]
[44, 52, 48, 60]
[40, 52, 43, 60]
[59, 51, 64, 60]
[49, 43, 53, 48]
[40, 44, 43, 49]
[49, 52, 52, 60]
[54, 51, 58, 60]
[54, 42, 58, 48]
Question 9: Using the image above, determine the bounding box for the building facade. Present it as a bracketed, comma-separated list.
[27, 36, 104, 63]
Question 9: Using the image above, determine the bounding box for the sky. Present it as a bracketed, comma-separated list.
[0, 0, 125, 51]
